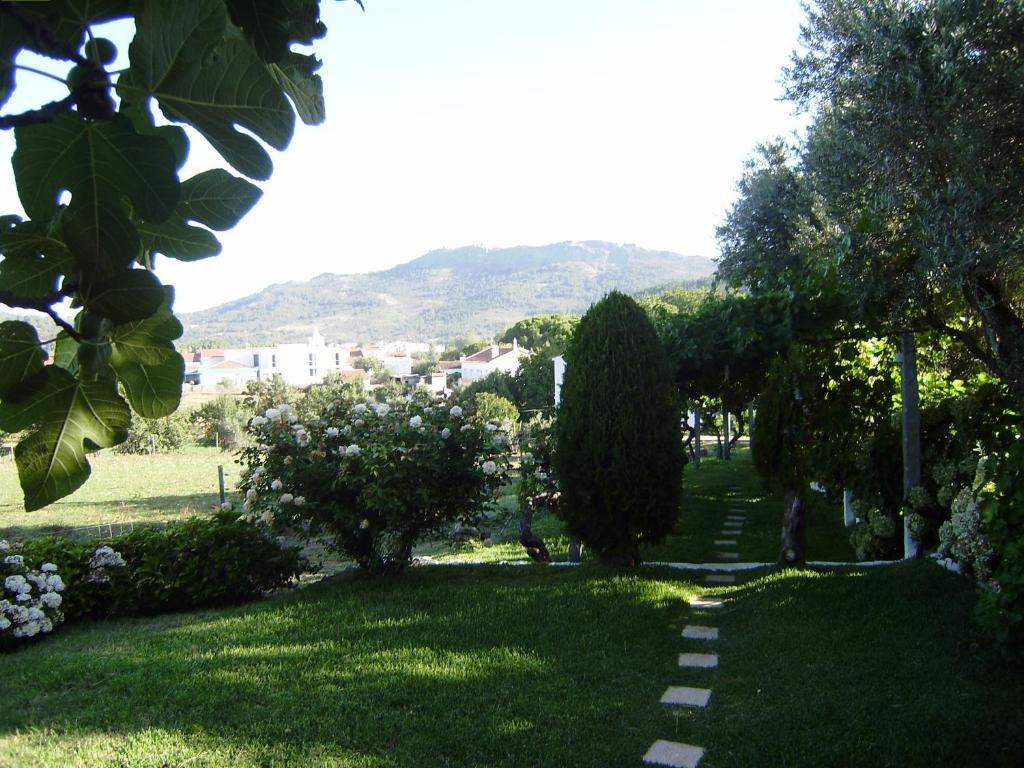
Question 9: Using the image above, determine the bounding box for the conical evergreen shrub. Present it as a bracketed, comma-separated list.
[553, 291, 683, 565]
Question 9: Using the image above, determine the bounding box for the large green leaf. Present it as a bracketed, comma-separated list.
[139, 169, 261, 262]
[0, 367, 130, 511]
[0, 321, 45, 396]
[0, 16, 23, 109]
[12, 112, 179, 223]
[225, 0, 327, 64]
[109, 289, 184, 417]
[129, 0, 295, 180]
[81, 268, 165, 323]
[269, 51, 325, 125]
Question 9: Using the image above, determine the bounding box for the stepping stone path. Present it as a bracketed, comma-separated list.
[661, 686, 712, 707]
[678, 652, 718, 668]
[643, 740, 705, 768]
[644, 485, 749, 765]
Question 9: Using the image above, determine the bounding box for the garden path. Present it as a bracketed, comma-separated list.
[643, 483, 747, 767]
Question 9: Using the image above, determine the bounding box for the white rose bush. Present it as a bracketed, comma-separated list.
[239, 394, 511, 574]
[1, 541, 65, 649]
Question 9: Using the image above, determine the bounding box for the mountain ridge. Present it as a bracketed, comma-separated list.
[180, 241, 715, 345]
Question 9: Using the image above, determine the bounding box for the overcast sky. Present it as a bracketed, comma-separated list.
[0, 0, 809, 313]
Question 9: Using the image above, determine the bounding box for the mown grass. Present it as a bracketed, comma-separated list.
[0, 448, 239, 541]
[1, 563, 1021, 767]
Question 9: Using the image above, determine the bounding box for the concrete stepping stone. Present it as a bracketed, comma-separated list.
[688, 596, 724, 610]
[703, 573, 736, 584]
[678, 652, 718, 668]
[643, 740, 704, 767]
[682, 625, 718, 640]
[661, 685, 712, 707]
[716, 551, 740, 559]
[726, 515, 746, 521]
[713, 539, 737, 546]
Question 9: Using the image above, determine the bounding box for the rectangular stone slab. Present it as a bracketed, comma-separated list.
[682, 624, 719, 640]
[704, 574, 736, 584]
[688, 596, 724, 609]
[716, 551, 740, 559]
[661, 685, 712, 707]
[643, 740, 705, 768]
[713, 539, 737, 546]
[678, 652, 719, 668]
[726, 515, 746, 521]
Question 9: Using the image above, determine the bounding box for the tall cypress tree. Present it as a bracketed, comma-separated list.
[553, 291, 683, 565]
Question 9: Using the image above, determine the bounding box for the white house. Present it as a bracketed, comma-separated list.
[553, 354, 566, 405]
[460, 339, 529, 383]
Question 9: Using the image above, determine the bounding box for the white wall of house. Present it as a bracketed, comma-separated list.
[553, 355, 566, 406]
[461, 341, 528, 383]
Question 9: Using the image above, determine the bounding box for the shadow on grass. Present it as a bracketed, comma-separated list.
[0, 566, 700, 767]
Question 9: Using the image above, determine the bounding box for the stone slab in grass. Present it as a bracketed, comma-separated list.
[726, 515, 746, 521]
[713, 539, 738, 546]
[679, 652, 719, 668]
[688, 596, 724, 610]
[716, 552, 740, 560]
[704, 574, 736, 584]
[682, 624, 719, 640]
[643, 740, 705, 768]
[661, 686, 712, 707]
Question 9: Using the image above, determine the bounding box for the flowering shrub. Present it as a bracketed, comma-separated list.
[13, 514, 304, 623]
[1, 540, 65, 649]
[938, 487, 994, 582]
[239, 395, 510, 574]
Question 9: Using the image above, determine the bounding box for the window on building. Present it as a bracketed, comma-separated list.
[253, 353, 260, 367]
[271, 354, 277, 368]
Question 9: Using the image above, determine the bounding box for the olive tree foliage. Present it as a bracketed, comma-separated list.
[0, 0, 361, 510]
[787, 0, 1024, 408]
[553, 291, 683, 566]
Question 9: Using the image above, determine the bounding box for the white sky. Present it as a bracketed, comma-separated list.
[0, 0, 809, 313]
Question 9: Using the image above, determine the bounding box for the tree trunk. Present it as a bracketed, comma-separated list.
[780, 489, 807, 563]
[568, 538, 584, 562]
[966, 273, 1024, 410]
[723, 407, 732, 460]
[900, 332, 922, 560]
[843, 489, 856, 528]
[693, 407, 702, 468]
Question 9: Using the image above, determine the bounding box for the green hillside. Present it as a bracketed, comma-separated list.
[180, 241, 715, 345]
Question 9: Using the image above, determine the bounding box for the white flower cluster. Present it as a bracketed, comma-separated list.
[2, 555, 65, 641]
[481, 460, 498, 476]
[83, 545, 127, 585]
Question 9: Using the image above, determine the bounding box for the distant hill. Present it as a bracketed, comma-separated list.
[180, 241, 716, 345]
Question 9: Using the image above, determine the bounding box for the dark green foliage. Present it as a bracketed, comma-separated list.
[751, 352, 811, 493]
[191, 395, 250, 450]
[553, 291, 682, 565]
[498, 314, 578, 353]
[114, 409, 196, 454]
[14, 513, 305, 623]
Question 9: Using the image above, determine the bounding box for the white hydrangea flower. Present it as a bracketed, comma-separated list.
[0, 540, 9, 552]
[280, 493, 294, 504]
[409, 415, 423, 428]
[460, 424, 473, 433]
[26, 572, 45, 589]
[449, 405, 463, 418]
[220, 502, 233, 512]
[359, 518, 370, 530]
[15, 593, 30, 603]
[4, 575, 29, 593]
[441, 428, 451, 439]
[40, 592, 62, 609]
[353, 403, 367, 415]
[278, 403, 291, 415]
[40, 563, 58, 573]
[249, 415, 267, 428]
[251, 465, 265, 478]
[482, 460, 498, 475]
[485, 423, 498, 432]
[522, 452, 534, 462]
[0, 616, 10, 631]
[288, 414, 298, 424]
[265, 408, 281, 421]
[297, 433, 311, 447]
[345, 444, 362, 457]
[45, 574, 64, 592]
[4, 555, 24, 567]
[246, 488, 258, 501]
[374, 403, 390, 417]
[354, 419, 365, 428]
[271, 479, 284, 491]
[326, 427, 339, 439]
[40, 617, 53, 634]
[26, 607, 44, 621]
[293, 496, 306, 506]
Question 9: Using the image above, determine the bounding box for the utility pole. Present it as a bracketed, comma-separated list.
[900, 332, 921, 559]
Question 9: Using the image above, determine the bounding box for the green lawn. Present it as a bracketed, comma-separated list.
[0, 448, 239, 541]
[1, 564, 1021, 767]
[2, 449, 1022, 767]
